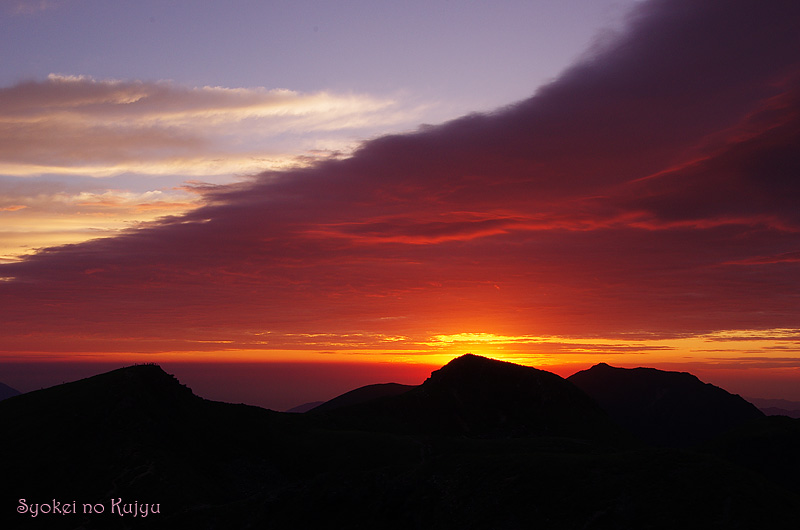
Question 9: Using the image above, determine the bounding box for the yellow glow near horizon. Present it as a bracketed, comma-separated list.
[429, 332, 544, 344]
[422, 329, 800, 369]
[1, 329, 797, 376]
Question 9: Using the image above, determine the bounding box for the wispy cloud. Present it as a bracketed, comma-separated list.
[0, 74, 416, 179]
[0, 179, 201, 262]
[6, 0, 62, 16]
[0, 74, 425, 257]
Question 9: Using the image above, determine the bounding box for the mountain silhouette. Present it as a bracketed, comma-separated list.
[568, 363, 765, 446]
[2, 356, 799, 529]
[309, 382, 415, 413]
[314, 354, 625, 440]
[746, 397, 800, 419]
[0, 364, 313, 529]
[0, 381, 20, 401]
[285, 400, 325, 413]
[758, 406, 800, 419]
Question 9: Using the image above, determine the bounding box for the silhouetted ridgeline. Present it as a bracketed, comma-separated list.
[568, 362, 765, 446]
[746, 397, 800, 419]
[284, 400, 325, 413]
[2, 356, 799, 529]
[0, 381, 20, 401]
[308, 382, 414, 413]
[311, 354, 622, 441]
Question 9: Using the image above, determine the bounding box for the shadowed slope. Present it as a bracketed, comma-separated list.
[569, 363, 765, 446]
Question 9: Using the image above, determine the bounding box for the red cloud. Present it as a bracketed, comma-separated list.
[1, 0, 799, 356]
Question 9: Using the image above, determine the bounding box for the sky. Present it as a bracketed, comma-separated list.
[0, 0, 637, 262]
[1, 0, 800, 409]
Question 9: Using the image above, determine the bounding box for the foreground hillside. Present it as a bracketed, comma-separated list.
[2, 356, 799, 529]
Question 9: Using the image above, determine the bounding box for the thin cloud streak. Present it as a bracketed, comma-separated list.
[5, 0, 61, 16]
[0, 74, 426, 257]
[0, 74, 416, 178]
[1, 0, 799, 368]
[0, 179, 201, 261]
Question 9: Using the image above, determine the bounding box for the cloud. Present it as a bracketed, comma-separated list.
[0, 178, 201, 262]
[6, 0, 61, 16]
[0, 74, 417, 178]
[0, 74, 424, 258]
[1, 0, 799, 361]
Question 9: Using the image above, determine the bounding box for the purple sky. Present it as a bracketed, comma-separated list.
[0, 0, 638, 262]
[2, 1, 634, 110]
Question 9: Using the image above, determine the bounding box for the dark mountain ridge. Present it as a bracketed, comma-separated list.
[757, 406, 800, 418]
[2, 356, 799, 529]
[308, 382, 415, 413]
[568, 362, 765, 446]
[0, 365, 285, 510]
[746, 397, 800, 418]
[313, 354, 622, 440]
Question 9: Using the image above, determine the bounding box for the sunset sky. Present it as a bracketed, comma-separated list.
[2, 0, 799, 409]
